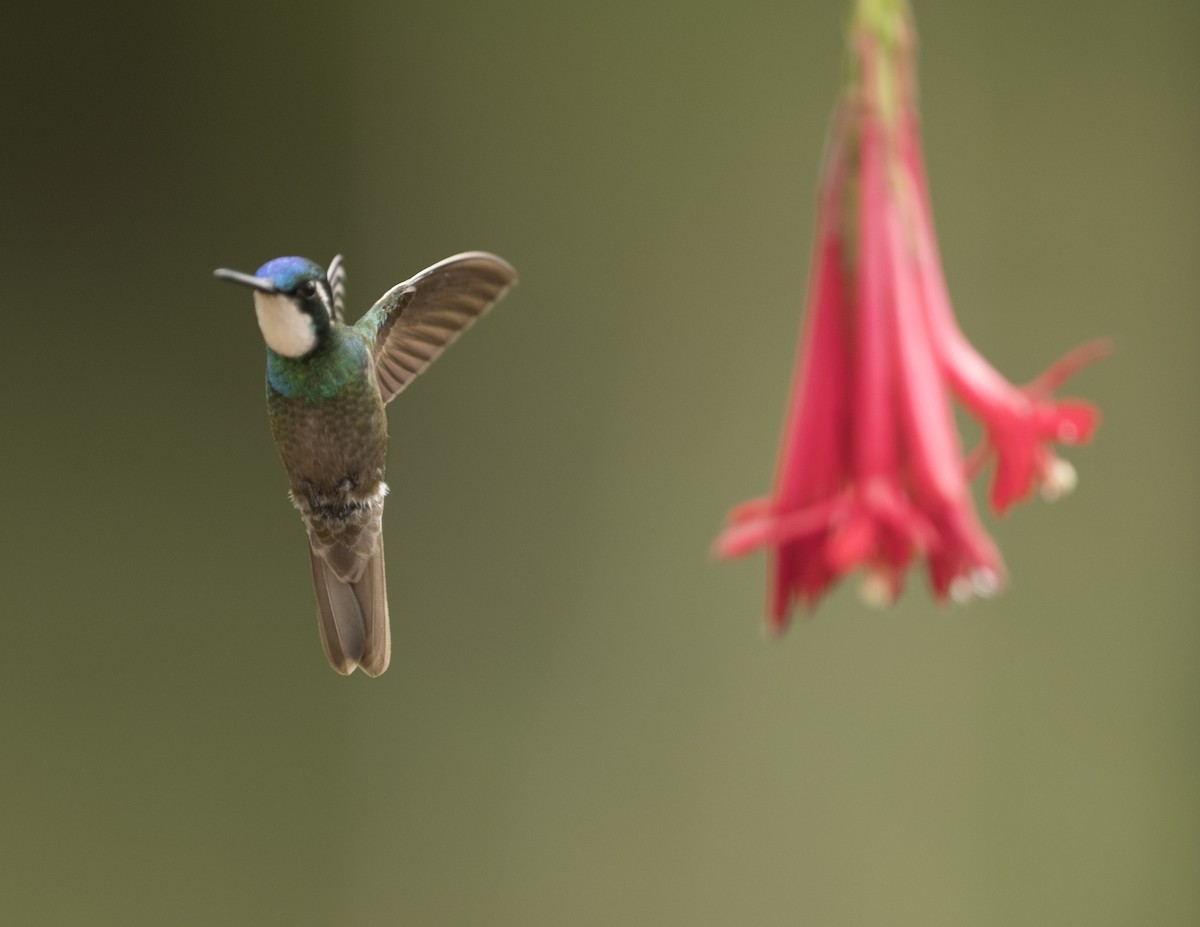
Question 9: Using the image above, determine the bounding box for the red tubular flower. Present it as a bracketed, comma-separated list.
[716, 0, 1107, 632]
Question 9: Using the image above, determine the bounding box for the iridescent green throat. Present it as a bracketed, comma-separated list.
[266, 328, 370, 403]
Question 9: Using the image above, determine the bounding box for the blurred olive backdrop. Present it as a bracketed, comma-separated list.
[1, 1, 1196, 924]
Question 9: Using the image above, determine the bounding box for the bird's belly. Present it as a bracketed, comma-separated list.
[267, 387, 388, 505]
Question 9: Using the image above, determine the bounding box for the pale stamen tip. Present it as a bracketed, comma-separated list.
[1040, 458, 1078, 502]
[949, 576, 974, 605]
[952, 569, 1000, 604]
[858, 570, 895, 609]
[970, 568, 1001, 599]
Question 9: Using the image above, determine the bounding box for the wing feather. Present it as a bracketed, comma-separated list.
[355, 251, 517, 405]
[327, 254, 347, 322]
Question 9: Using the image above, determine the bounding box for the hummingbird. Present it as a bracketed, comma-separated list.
[214, 251, 517, 676]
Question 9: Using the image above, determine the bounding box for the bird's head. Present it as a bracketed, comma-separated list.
[214, 256, 334, 358]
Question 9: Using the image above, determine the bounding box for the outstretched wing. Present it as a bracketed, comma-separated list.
[356, 251, 517, 405]
[326, 254, 347, 322]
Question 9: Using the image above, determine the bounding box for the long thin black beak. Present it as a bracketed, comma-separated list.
[213, 268, 277, 293]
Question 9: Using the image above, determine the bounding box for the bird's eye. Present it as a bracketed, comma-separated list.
[297, 280, 317, 299]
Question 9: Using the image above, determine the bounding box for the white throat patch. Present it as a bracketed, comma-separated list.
[254, 291, 318, 358]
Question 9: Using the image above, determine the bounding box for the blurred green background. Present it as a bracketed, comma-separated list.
[1, 1, 1196, 924]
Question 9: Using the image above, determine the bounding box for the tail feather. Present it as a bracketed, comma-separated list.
[308, 540, 390, 677]
[309, 544, 365, 675]
[355, 541, 390, 677]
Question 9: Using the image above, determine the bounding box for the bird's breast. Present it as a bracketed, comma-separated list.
[267, 368, 388, 507]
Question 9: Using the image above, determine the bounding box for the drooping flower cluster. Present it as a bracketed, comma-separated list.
[716, 0, 1107, 631]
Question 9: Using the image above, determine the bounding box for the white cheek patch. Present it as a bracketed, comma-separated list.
[254, 291, 317, 357]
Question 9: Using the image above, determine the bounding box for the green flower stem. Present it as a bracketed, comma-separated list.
[852, 0, 911, 44]
[846, 0, 914, 126]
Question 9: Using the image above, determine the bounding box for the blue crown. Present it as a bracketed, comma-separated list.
[256, 256, 323, 291]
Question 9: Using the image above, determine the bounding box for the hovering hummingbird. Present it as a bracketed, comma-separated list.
[214, 251, 517, 676]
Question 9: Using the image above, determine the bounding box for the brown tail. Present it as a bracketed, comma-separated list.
[308, 540, 390, 677]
